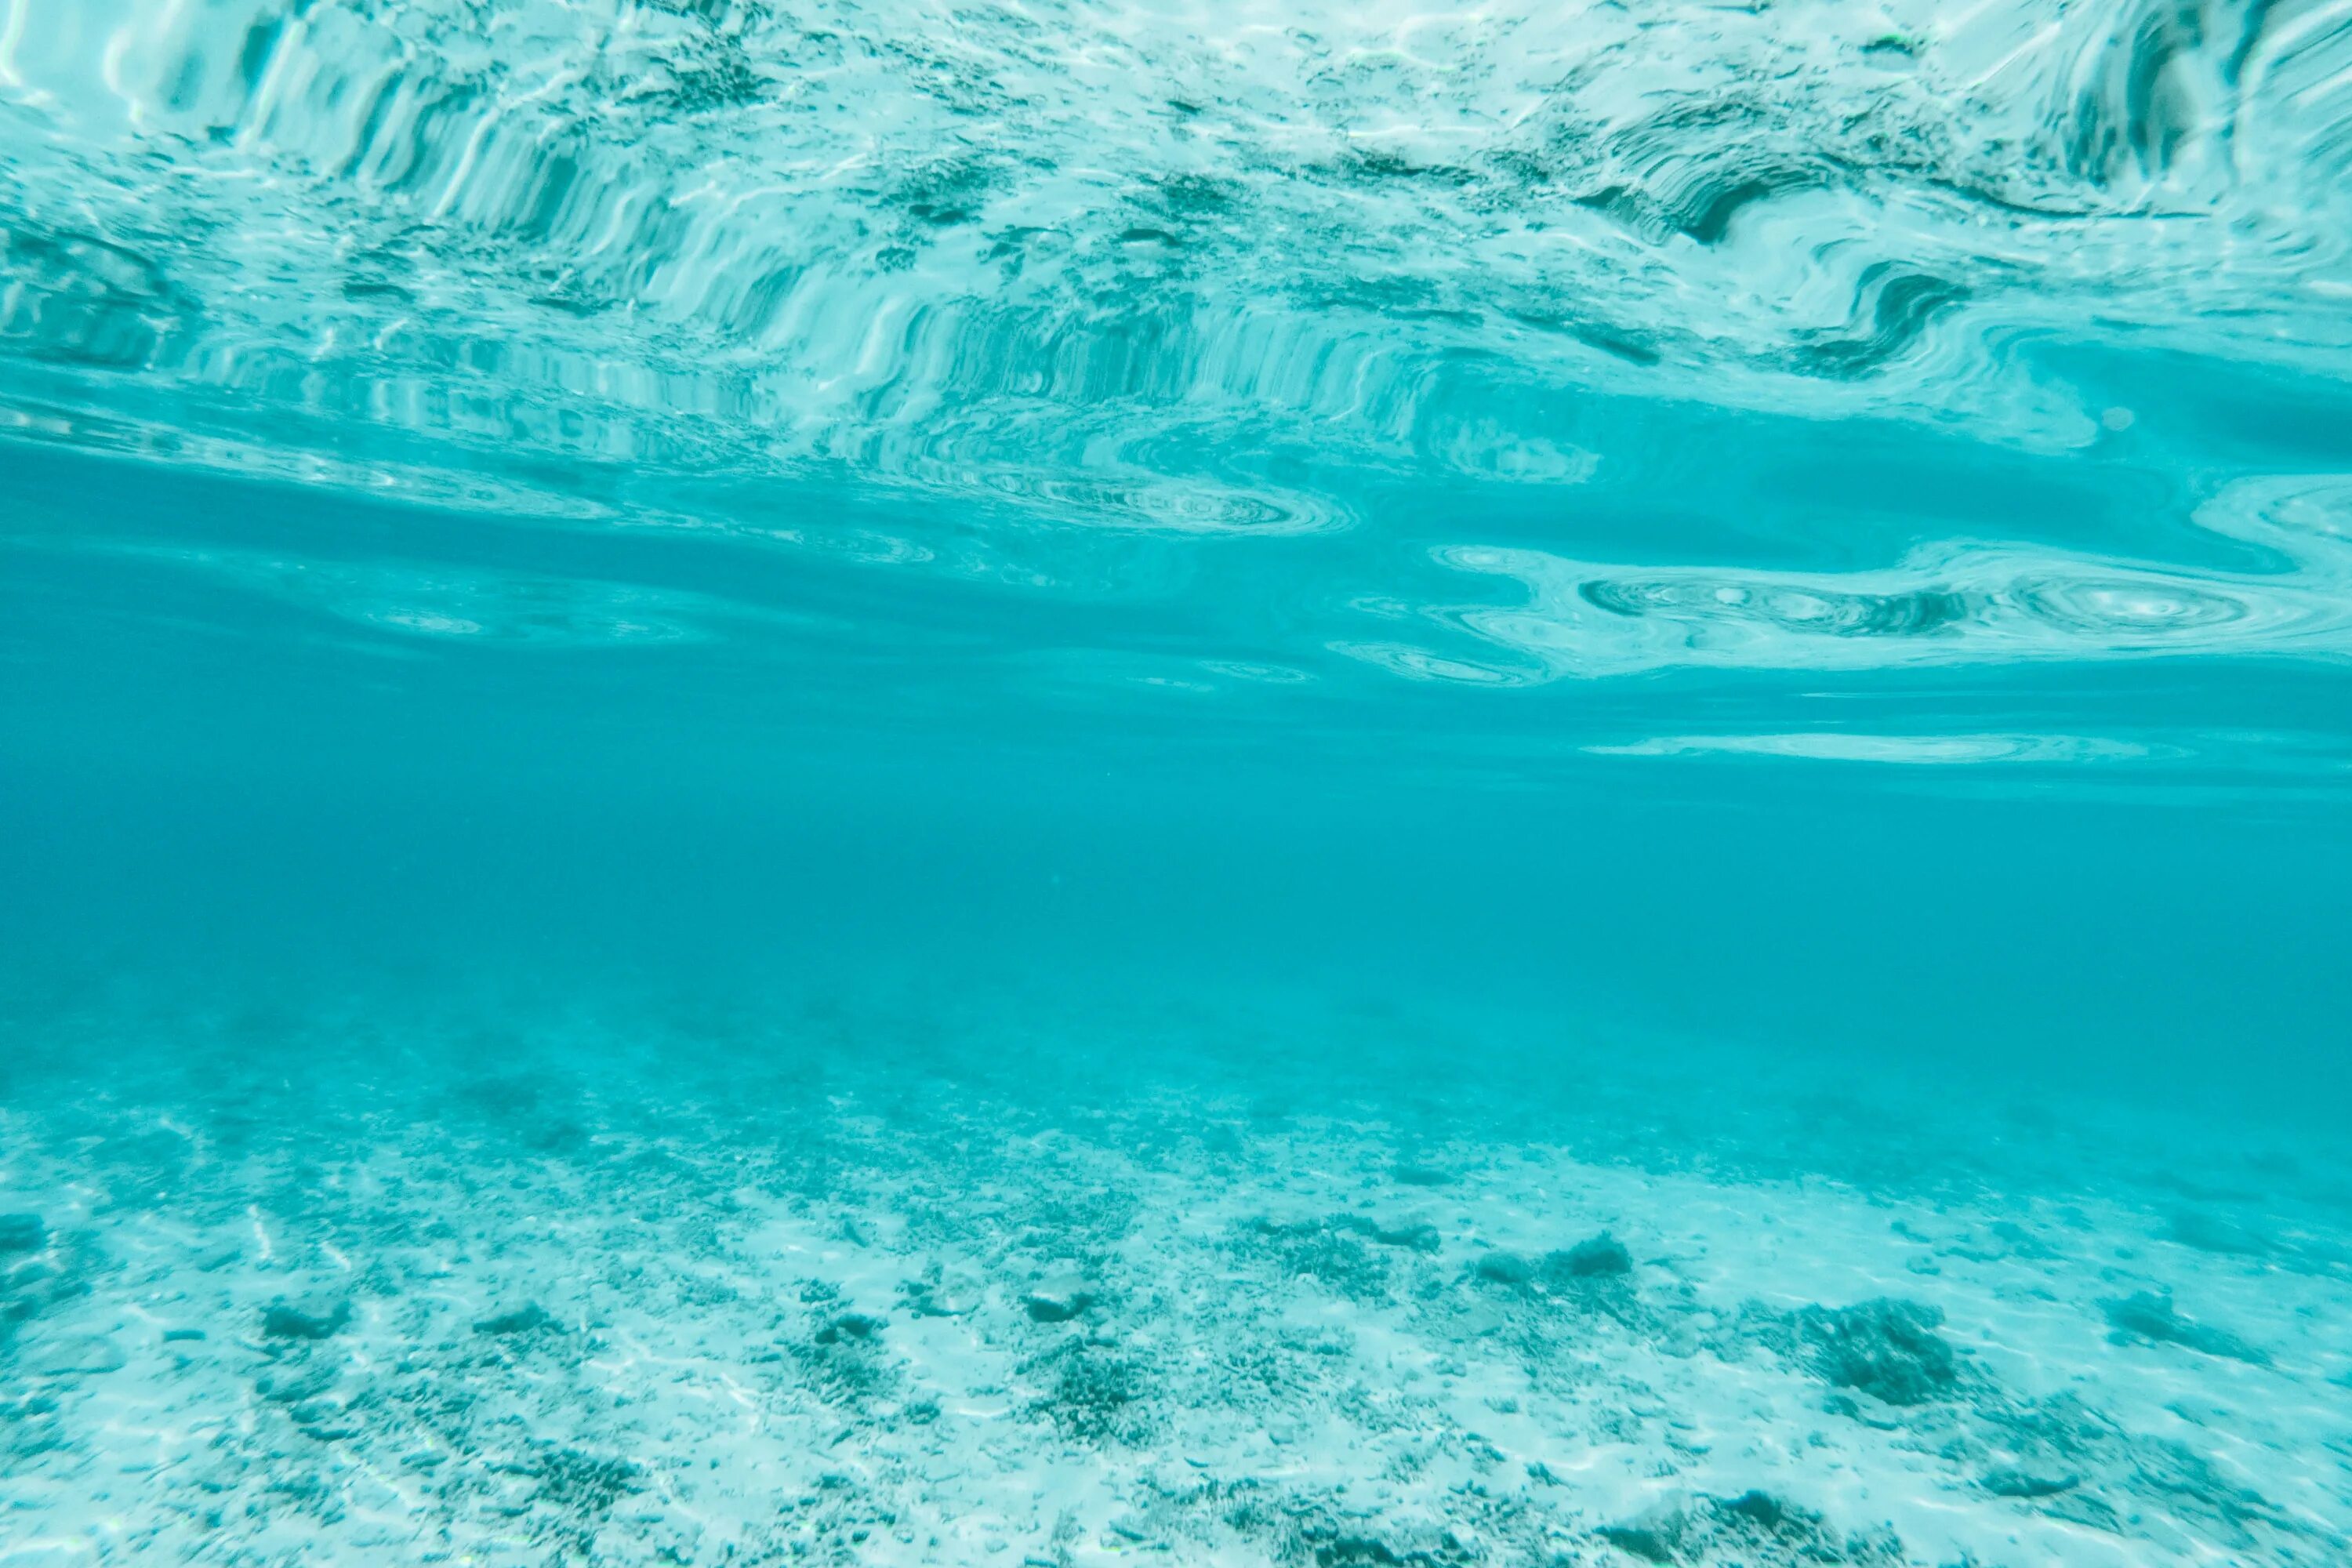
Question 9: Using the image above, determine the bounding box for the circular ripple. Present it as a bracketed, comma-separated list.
[965, 468, 1345, 535]
[2013, 577, 2253, 639]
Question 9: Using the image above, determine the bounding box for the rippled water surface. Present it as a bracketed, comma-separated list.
[4, 5, 2352, 1566]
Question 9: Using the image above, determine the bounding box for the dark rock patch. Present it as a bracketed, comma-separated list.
[1984, 1465, 2079, 1499]
[1331, 1214, 1441, 1253]
[2101, 1291, 2267, 1364]
[1598, 1493, 1907, 1566]
[898, 1269, 981, 1316]
[1598, 1518, 1682, 1563]
[263, 1299, 352, 1341]
[2166, 1211, 2272, 1258]
[532, 1445, 641, 1513]
[1474, 1250, 1536, 1286]
[1549, 1232, 1632, 1279]
[255, 1357, 340, 1406]
[1238, 1221, 1394, 1302]
[1971, 1389, 2305, 1542]
[1797, 1298, 1957, 1406]
[473, 1302, 554, 1336]
[289, 1392, 360, 1441]
[1276, 1501, 1478, 1567]
[814, 1310, 886, 1345]
[1022, 1273, 1097, 1323]
[789, 1323, 898, 1405]
[1984, 1220, 2057, 1260]
[1717, 1490, 1785, 1528]
[1023, 1339, 1157, 1445]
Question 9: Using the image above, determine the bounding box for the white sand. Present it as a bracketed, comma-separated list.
[2, 1001, 2346, 1566]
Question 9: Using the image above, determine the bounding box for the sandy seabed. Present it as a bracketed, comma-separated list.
[2, 990, 2347, 1566]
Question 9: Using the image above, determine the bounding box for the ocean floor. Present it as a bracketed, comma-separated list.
[2, 985, 2348, 1566]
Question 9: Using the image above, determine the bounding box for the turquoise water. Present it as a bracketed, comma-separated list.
[5, 5, 2352, 1565]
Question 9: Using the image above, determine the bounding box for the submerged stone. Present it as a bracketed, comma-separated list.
[1983, 1465, 2080, 1499]
[901, 1269, 983, 1316]
[2100, 1291, 2268, 1364]
[815, 1310, 887, 1345]
[1474, 1250, 1536, 1285]
[1326, 1214, 1440, 1253]
[1548, 1232, 1633, 1280]
[0, 1214, 45, 1254]
[1598, 1509, 1686, 1564]
[1022, 1273, 1098, 1323]
[262, 1299, 352, 1341]
[1715, 1490, 1784, 1529]
[1025, 1341, 1154, 1445]
[474, 1302, 554, 1336]
[2166, 1211, 2272, 1257]
[1595, 1490, 1896, 1566]
[906, 1285, 975, 1316]
[1798, 1298, 1957, 1406]
[256, 1359, 340, 1404]
[532, 1446, 643, 1512]
[1364, 1219, 1441, 1253]
[1701, 1491, 1901, 1563]
[291, 1393, 359, 1439]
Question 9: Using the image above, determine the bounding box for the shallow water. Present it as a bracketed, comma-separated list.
[5, 5, 2352, 1566]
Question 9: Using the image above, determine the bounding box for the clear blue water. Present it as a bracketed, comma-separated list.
[4, 6, 2352, 1565]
